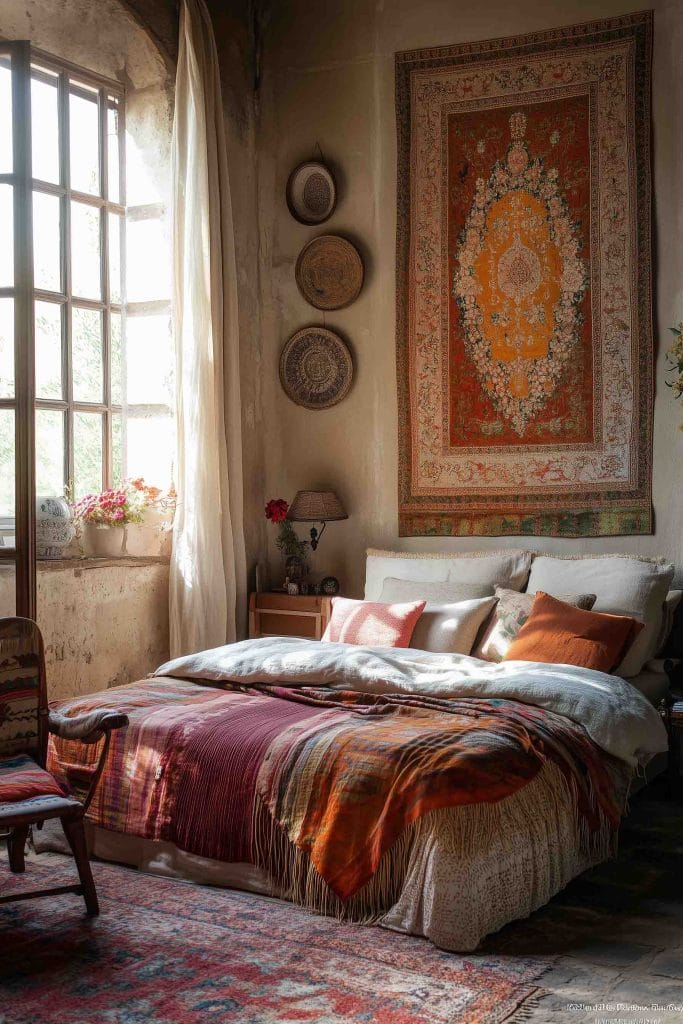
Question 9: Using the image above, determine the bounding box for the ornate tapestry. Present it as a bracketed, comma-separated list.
[396, 13, 653, 537]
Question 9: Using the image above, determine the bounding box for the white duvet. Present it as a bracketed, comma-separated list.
[157, 637, 668, 768]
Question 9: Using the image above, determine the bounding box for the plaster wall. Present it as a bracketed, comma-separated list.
[256, 0, 683, 596]
[0, 562, 170, 702]
[0, 0, 171, 89]
[209, 0, 268, 603]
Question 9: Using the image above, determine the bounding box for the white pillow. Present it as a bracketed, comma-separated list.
[527, 555, 675, 677]
[409, 597, 497, 655]
[365, 549, 531, 601]
[379, 577, 494, 603]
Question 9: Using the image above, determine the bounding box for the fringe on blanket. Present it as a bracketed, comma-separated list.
[252, 758, 630, 925]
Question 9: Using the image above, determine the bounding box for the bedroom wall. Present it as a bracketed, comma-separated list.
[255, 0, 683, 597]
[208, 0, 268, 607]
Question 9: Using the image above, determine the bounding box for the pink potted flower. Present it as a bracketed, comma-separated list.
[71, 485, 145, 558]
[72, 480, 176, 558]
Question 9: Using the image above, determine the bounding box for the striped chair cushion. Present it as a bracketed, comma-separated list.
[0, 632, 41, 759]
[0, 754, 66, 805]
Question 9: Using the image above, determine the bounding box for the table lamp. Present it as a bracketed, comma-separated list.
[287, 490, 348, 550]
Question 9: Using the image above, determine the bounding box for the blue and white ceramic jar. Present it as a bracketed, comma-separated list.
[36, 496, 74, 559]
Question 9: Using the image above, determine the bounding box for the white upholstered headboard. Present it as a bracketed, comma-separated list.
[364, 549, 533, 601]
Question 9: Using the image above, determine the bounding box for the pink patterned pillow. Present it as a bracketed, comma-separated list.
[321, 597, 426, 647]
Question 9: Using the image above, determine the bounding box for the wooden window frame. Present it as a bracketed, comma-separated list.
[0, 42, 125, 618]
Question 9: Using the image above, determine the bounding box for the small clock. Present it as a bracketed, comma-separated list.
[320, 576, 340, 596]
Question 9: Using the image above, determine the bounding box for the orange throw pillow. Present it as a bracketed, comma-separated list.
[321, 597, 426, 647]
[502, 591, 643, 673]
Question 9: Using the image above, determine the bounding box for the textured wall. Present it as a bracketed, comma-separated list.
[255, 0, 683, 596]
[0, 562, 169, 702]
[208, 0, 268, 608]
[0, 0, 171, 88]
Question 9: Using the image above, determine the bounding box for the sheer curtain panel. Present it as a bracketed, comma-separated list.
[170, 0, 246, 656]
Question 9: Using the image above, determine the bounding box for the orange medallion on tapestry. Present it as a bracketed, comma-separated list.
[450, 101, 591, 444]
[473, 191, 562, 389]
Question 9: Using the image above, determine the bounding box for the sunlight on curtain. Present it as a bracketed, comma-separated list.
[170, 0, 246, 657]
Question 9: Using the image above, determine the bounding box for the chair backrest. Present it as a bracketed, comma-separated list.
[0, 617, 48, 766]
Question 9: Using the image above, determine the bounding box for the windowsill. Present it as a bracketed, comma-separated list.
[0, 555, 170, 573]
[38, 555, 170, 571]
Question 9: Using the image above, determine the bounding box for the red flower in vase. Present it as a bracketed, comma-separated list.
[265, 498, 289, 524]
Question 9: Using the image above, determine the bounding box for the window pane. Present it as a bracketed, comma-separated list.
[0, 298, 13, 399]
[72, 306, 103, 403]
[126, 412, 174, 489]
[0, 57, 11, 174]
[126, 217, 170, 302]
[107, 100, 120, 203]
[69, 85, 100, 196]
[36, 408, 65, 497]
[109, 212, 122, 303]
[33, 191, 61, 292]
[35, 300, 62, 400]
[126, 313, 173, 405]
[112, 412, 123, 487]
[73, 411, 102, 499]
[71, 201, 101, 300]
[31, 69, 60, 184]
[0, 185, 13, 287]
[0, 408, 14, 517]
[110, 311, 124, 405]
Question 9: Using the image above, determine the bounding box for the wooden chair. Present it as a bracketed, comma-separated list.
[0, 617, 127, 915]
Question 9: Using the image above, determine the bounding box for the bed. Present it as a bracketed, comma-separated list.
[44, 549, 672, 952]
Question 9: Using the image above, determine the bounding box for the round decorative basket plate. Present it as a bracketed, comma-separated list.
[295, 235, 364, 311]
[286, 161, 336, 224]
[279, 327, 353, 410]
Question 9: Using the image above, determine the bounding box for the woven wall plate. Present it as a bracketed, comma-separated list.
[295, 235, 364, 311]
[279, 327, 353, 410]
[286, 161, 337, 224]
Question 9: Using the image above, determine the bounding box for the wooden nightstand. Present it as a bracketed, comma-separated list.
[249, 593, 332, 640]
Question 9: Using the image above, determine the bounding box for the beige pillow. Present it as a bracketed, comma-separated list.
[472, 587, 597, 663]
[409, 597, 497, 655]
[527, 555, 674, 676]
[379, 577, 494, 603]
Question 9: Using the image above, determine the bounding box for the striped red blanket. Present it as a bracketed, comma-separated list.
[48, 674, 627, 914]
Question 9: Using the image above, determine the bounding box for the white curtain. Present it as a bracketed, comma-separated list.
[169, 0, 246, 657]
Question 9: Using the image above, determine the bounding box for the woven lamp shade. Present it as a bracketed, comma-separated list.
[287, 490, 348, 523]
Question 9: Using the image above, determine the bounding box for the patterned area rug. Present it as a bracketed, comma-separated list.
[0, 856, 550, 1024]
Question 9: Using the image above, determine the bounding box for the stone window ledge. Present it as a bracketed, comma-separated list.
[0, 556, 170, 574]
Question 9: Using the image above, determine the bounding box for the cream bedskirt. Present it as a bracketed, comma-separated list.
[37, 760, 611, 952]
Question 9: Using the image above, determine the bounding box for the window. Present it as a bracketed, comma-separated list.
[0, 41, 174, 614]
[30, 62, 126, 500]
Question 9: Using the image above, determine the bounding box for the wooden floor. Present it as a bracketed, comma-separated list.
[482, 776, 683, 1022]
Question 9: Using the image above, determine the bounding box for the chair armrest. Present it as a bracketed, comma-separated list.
[48, 709, 128, 744]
